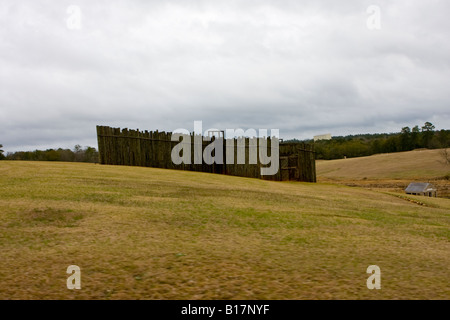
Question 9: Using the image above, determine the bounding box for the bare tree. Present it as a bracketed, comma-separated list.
[442, 148, 450, 165]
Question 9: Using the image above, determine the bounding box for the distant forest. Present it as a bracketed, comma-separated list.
[287, 122, 450, 160]
[1, 122, 449, 162]
[0, 145, 99, 163]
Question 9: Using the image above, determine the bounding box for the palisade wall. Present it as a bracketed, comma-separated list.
[96, 125, 316, 182]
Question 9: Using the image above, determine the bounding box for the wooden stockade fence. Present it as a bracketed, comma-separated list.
[96, 125, 316, 182]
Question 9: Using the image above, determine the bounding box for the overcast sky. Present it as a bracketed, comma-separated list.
[1, 0, 449, 152]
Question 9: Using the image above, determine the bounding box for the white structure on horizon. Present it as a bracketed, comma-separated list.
[314, 133, 332, 142]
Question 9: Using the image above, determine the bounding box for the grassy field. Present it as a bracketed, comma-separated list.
[317, 149, 450, 198]
[0, 160, 449, 299]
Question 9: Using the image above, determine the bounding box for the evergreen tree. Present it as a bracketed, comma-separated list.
[400, 127, 412, 151]
[411, 125, 420, 148]
[421, 122, 435, 148]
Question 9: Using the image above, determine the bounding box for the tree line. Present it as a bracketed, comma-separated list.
[1, 122, 449, 163]
[0, 145, 99, 163]
[289, 122, 450, 160]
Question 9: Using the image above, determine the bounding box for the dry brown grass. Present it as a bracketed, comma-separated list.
[0, 160, 449, 299]
[317, 149, 450, 198]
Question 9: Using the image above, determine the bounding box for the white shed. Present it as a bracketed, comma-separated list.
[405, 183, 437, 197]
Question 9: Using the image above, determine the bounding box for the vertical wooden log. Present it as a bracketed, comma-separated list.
[129, 129, 135, 166]
[119, 127, 123, 165]
[123, 128, 129, 166]
[102, 126, 108, 164]
[138, 130, 142, 167]
[149, 130, 153, 167]
[96, 126, 103, 164]
[105, 126, 111, 165]
[144, 130, 149, 167]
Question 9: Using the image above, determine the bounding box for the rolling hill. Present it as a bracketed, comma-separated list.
[0, 160, 449, 299]
[317, 148, 450, 198]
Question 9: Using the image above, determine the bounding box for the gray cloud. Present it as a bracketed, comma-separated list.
[0, 0, 449, 152]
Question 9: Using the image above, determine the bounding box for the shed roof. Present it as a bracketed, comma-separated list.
[405, 183, 435, 193]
